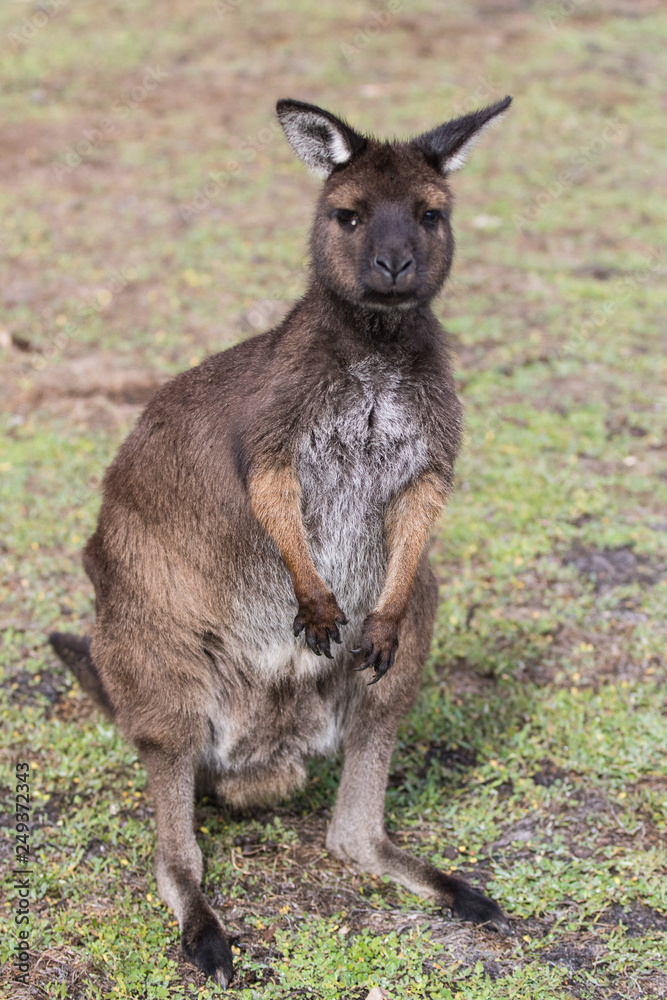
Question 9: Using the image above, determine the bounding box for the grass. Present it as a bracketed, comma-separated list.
[1, 0, 667, 997]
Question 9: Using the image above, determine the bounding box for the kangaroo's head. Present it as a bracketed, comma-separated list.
[277, 96, 511, 310]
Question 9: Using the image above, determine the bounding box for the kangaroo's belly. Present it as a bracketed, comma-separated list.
[200, 647, 346, 809]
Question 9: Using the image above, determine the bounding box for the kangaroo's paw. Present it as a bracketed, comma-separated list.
[181, 907, 234, 988]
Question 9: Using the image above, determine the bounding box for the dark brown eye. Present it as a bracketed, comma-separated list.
[422, 209, 440, 226]
[333, 209, 361, 229]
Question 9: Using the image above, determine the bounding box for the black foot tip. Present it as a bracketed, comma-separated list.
[48, 630, 71, 652]
[452, 884, 509, 935]
[48, 631, 90, 654]
[182, 923, 234, 988]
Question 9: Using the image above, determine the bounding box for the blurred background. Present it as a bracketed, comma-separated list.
[1, 2, 666, 998]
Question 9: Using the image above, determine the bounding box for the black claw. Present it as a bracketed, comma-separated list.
[354, 643, 376, 671]
[337, 615, 349, 626]
[306, 633, 322, 655]
[293, 618, 304, 637]
[320, 633, 333, 659]
[361, 639, 397, 684]
[368, 660, 389, 685]
[348, 646, 361, 654]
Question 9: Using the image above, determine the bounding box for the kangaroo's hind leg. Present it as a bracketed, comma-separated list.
[326, 559, 508, 932]
[140, 742, 234, 987]
[91, 623, 236, 988]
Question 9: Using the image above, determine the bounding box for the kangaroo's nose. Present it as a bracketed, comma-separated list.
[372, 253, 415, 283]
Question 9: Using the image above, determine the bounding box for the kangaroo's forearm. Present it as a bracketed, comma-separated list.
[375, 472, 449, 622]
[247, 464, 327, 603]
[248, 463, 347, 657]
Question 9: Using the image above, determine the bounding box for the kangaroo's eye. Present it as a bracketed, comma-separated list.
[422, 209, 441, 226]
[333, 209, 361, 229]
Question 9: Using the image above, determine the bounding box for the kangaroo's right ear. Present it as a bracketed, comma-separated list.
[276, 99, 367, 178]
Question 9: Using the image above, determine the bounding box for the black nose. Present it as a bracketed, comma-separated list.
[372, 253, 415, 283]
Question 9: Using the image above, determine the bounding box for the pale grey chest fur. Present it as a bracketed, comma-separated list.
[297, 357, 428, 615]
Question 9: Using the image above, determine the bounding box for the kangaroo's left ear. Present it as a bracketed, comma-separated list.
[276, 98, 367, 178]
[411, 96, 512, 174]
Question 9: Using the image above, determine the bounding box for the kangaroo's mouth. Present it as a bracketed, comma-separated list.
[360, 286, 421, 309]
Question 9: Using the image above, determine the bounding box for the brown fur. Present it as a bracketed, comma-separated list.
[248, 464, 347, 650]
[49, 96, 512, 987]
[379, 472, 449, 620]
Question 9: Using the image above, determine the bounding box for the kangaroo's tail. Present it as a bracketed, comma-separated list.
[49, 632, 115, 719]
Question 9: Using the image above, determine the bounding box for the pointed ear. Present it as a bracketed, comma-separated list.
[411, 96, 512, 174]
[276, 99, 367, 178]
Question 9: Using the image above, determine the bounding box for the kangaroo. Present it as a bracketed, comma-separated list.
[50, 95, 512, 987]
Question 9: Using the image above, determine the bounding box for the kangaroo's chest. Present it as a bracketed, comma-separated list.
[299, 359, 427, 505]
[296, 359, 428, 605]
